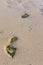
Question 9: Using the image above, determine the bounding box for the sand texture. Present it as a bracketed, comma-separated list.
[0, 0, 43, 65]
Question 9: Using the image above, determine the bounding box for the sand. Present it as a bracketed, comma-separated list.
[0, 0, 43, 65]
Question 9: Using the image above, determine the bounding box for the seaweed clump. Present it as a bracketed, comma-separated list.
[6, 45, 17, 58]
[21, 13, 29, 18]
[10, 37, 18, 43]
[6, 36, 18, 58]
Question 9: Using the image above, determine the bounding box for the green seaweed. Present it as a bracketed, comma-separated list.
[10, 37, 18, 43]
[6, 45, 17, 58]
[22, 13, 29, 18]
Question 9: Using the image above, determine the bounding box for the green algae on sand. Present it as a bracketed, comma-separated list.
[6, 36, 18, 58]
[6, 45, 17, 58]
[10, 37, 18, 43]
[21, 13, 29, 18]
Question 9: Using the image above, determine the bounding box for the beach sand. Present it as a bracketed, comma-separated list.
[0, 0, 43, 65]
